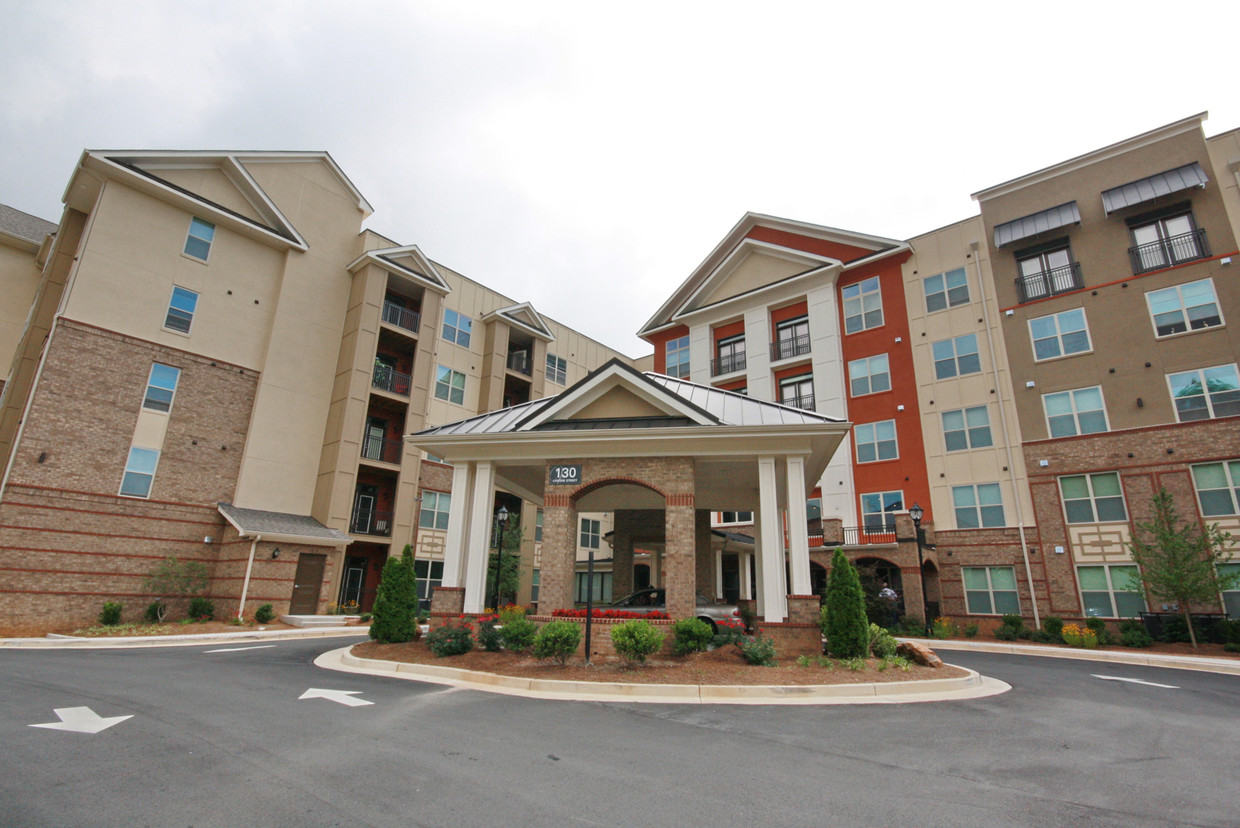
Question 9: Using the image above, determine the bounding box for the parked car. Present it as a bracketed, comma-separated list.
[606, 588, 741, 632]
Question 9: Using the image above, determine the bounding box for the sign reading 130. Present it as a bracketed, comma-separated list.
[549, 464, 581, 485]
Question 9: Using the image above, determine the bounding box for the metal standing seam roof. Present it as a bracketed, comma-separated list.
[217, 502, 350, 543]
[0, 203, 57, 243]
[993, 202, 1081, 248]
[1101, 162, 1209, 215]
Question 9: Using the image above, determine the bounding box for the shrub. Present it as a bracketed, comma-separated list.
[994, 625, 1019, 641]
[143, 557, 208, 622]
[1061, 623, 1086, 646]
[844, 656, 865, 671]
[497, 604, 527, 626]
[425, 618, 474, 657]
[1084, 616, 1111, 645]
[1042, 616, 1065, 638]
[144, 601, 165, 623]
[868, 623, 898, 658]
[1030, 629, 1055, 643]
[188, 596, 214, 621]
[1221, 619, 1240, 646]
[671, 618, 713, 656]
[1159, 614, 1192, 643]
[931, 617, 957, 639]
[254, 603, 275, 624]
[370, 545, 420, 644]
[712, 619, 747, 648]
[1080, 627, 1098, 649]
[1225, 642, 1240, 654]
[738, 635, 777, 666]
[824, 549, 869, 658]
[796, 655, 813, 667]
[963, 622, 979, 639]
[551, 608, 669, 620]
[999, 613, 1024, 632]
[533, 620, 581, 664]
[476, 615, 503, 652]
[500, 617, 537, 653]
[98, 601, 123, 626]
[611, 619, 665, 664]
[359, 612, 373, 623]
[737, 603, 756, 633]
[1121, 628, 1153, 648]
[897, 615, 925, 637]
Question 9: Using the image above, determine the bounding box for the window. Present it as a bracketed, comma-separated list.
[942, 405, 992, 451]
[441, 309, 472, 347]
[1129, 210, 1206, 274]
[860, 490, 903, 534]
[952, 483, 1004, 528]
[717, 511, 753, 524]
[963, 566, 1019, 615]
[848, 354, 890, 397]
[546, 353, 567, 385]
[419, 491, 451, 530]
[842, 277, 883, 333]
[142, 363, 181, 413]
[1029, 308, 1091, 361]
[580, 517, 601, 550]
[530, 569, 540, 603]
[924, 267, 969, 312]
[932, 334, 981, 379]
[1192, 461, 1240, 516]
[183, 218, 215, 261]
[1146, 279, 1223, 337]
[665, 335, 690, 379]
[1043, 386, 1107, 438]
[1016, 243, 1079, 301]
[1078, 564, 1144, 618]
[806, 498, 822, 520]
[164, 286, 198, 334]
[434, 365, 466, 405]
[1059, 472, 1126, 523]
[1168, 364, 1240, 422]
[773, 316, 810, 360]
[779, 374, 814, 410]
[120, 446, 159, 498]
[855, 420, 897, 463]
[414, 559, 444, 611]
[714, 335, 746, 375]
[535, 508, 544, 542]
[575, 571, 612, 603]
[1218, 563, 1240, 619]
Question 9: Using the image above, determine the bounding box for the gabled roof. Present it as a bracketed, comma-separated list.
[0, 203, 57, 249]
[639, 212, 906, 338]
[348, 243, 451, 294]
[482, 302, 555, 341]
[218, 502, 351, 548]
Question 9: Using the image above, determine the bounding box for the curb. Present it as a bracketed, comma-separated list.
[315, 646, 1012, 705]
[907, 638, 1240, 676]
[0, 626, 370, 649]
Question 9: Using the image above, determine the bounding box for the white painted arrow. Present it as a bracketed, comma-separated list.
[298, 688, 374, 707]
[204, 644, 277, 653]
[1092, 674, 1180, 689]
[30, 706, 133, 734]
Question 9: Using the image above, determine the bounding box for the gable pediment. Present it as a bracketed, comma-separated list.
[570, 386, 671, 421]
[483, 302, 554, 341]
[349, 244, 451, 294]
[678, 240, 837, 317]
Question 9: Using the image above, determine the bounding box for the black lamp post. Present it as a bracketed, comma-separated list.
[490, 505, 509, 611]
[909, 503, 930, 637]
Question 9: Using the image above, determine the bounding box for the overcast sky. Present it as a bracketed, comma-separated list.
[2, 1, 1235, 356]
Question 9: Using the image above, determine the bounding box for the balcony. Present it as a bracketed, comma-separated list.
[770, 334, 811, 362]
[360, 434, 402, 465]
[808, 523, 897, 546]
[1128, 228, 1210, 275]
[710, 352, 746, 376]
[780, 392, 815, 411]
[382, 300, 421, 334]
[372, 364, 411, 396]
[506, 350, 532, 376]
[350, 507, 394, 537]
[1015, 261, 1084, 303]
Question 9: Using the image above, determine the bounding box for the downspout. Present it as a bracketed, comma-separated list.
[237, 533, 261, 620]
[970, 240, 1040, 627]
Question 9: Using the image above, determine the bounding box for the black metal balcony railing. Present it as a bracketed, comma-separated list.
[770, 334, 811, 362]
[710, 352, 747, 376]
[1015, 261, 1084, 304]
[360, 434, 402, 464]
[807, 523, 898, 546]
[1128, 228, 1210, 275]
[506, 351, 532, 376]
[350, 508, 394, 537]
[372, 364, 411, 396]
[382, 300, 421, 334]
[780, 392, 816, 411]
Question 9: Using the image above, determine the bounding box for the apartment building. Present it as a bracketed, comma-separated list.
[0, 151, 626, 630]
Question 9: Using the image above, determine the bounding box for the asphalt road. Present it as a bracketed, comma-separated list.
[2, 638, 1237, 827]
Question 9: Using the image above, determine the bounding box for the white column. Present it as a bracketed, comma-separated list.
[740, 551, 753, 601]
[714, 548, 723, 600]
[462, 461, 496, 613]
[753, 513, 766, 617]
[757, 455, 787, 621]
[786, 455, 812, 595]
[441, 462, 474, 588]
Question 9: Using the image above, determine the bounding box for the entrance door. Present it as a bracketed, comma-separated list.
[353, 486, 377, 534]
[290, 553, 326, 614]
[340, 557, 366, 608]
[363, 418, 386, 461]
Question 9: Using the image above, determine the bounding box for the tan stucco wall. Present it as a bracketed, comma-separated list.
[0, 240, 44, 379]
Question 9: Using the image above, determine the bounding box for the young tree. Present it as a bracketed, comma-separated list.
[824, 548, 870, 658]
[1125, 488, 1238, 649]
[143, 556, 209, 622]
[369, 544, 420, 643]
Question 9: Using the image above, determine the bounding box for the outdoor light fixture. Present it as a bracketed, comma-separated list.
[908, 504, 930, 637]
[490, 505, 510, 611]
[271, 548, 280, 559]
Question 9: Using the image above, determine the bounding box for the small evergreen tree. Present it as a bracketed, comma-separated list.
[1126, 488, 1238, 650]
[485, 516, 522, 609]
[824, 548, 869, 658]
[369, 544, 420, 643]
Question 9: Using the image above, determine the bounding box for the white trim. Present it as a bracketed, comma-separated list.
[347, 244, 451, 295]
[482, 302, 556, 342]
[516, 363, 717, 431]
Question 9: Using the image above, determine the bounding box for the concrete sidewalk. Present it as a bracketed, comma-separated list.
[0, 626, 370, 649]
[906, 637, 1240, 676]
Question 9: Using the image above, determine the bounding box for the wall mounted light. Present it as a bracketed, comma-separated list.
[271, 548, 280, 559]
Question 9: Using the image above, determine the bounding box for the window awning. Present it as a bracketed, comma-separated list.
[993, 202, 1081, 248]
[1102, 162, 1208, 215]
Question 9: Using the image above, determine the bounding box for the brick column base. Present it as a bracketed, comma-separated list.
[785, 594, 821, 625]
[756, 621, 823, 658]
[429, 586, 465, 629]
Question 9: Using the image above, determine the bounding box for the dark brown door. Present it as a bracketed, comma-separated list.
[290, 553, 326, 614]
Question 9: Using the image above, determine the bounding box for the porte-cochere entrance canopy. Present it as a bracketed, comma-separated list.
[407, 359, 850, 622]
